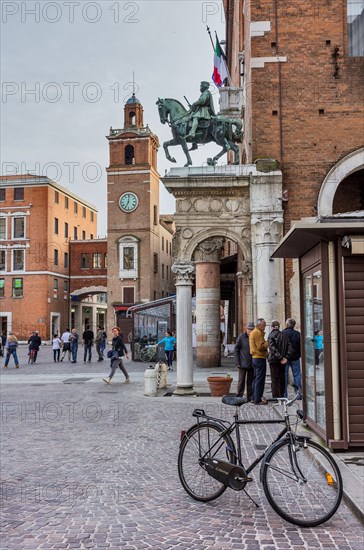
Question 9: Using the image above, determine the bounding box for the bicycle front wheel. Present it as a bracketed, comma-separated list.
[178, 422, 236, 502]
[262, 438, 343, 527]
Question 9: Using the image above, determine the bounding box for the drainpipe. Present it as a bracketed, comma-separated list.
[328, 242, 341, 440]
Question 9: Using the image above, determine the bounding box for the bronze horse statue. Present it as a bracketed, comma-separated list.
[156, 98, 243, 167]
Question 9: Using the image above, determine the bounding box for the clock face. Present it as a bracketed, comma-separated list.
[119, 192, 139, 213]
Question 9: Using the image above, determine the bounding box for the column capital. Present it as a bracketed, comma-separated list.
[194, 238, 225, 263]
[251, 214, 284, 244]
[172, 262, 195, 284]
[240, 259, 253, 285]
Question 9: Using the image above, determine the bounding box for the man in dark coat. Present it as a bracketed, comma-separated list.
[283, 318, 302, 399]
[268, 320, 293, 398]
[234, 322, 255, 400]
[28, 330, 41, 363]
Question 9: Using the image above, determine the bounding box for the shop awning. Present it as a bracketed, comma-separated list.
[272, 220, 364, 259]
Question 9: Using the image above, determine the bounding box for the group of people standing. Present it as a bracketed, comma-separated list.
[234, 317, 302, 405]
[51, 325, 107, 363]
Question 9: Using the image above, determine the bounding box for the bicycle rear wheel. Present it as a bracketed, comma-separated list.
[140, 349, 155, 362]
[178, 422, 236, 502]
[262, 438, 343, 527]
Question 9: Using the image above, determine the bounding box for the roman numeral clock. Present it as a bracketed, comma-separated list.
[119, 192, 139, 213]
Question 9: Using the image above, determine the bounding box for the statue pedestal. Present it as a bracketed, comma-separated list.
[162, 163, 284, 393]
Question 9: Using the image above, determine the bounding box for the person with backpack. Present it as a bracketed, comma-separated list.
[267, 320, 293, 398]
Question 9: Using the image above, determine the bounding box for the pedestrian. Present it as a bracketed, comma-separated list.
[4, 331, 20, 368]
[234, 322, 255, 400]
[314, 329, 324, 369]
[60, 328, 72, 362]
[0, 331, 5, 357]
[103, 326, 130, 384]
[52, 333, 62, 362]
[70, 328, 79, 363]
[95, 325, 104, 361]
[267, 320, 293, 398]
[27, 330, 41, 363]
[283, 318, 303, 399]
[127, 331, 133, 353]
[140, 335, 148, 348]
[249, 318, 269, 405]
[82, 325, 94, 363]
[157, 330, 176, 371]
[100, 329, 107, 356]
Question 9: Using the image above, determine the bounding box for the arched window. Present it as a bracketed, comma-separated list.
[118, 236, 138, 279]
[125, 145, 135, 165]
[129, 111, 136, 125]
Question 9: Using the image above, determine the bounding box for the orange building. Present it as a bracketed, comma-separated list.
[0, 175, 97, 340]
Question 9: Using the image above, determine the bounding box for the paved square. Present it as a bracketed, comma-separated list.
[1, 348, 363, 549]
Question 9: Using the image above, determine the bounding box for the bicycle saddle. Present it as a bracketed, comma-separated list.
[221, 396, 248, 407]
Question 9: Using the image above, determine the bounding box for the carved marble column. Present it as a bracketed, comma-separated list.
[194, 238, 225, 369]
[250, 172, 285, 325]
[171, 263, 196, 396]
[251, 215, 284, 324]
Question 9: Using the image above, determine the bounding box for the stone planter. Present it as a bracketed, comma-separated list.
[207, 376, 233, 397]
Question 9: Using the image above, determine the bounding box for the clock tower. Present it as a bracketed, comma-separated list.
[106, 94, 174, 335]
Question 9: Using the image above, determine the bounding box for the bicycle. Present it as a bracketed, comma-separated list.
[28, 348, 37, 364]
[178, 388, 343, 527]
[140, 345, 157, 363]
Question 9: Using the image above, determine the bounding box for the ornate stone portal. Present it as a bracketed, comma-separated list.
[162, 164, 284, 395]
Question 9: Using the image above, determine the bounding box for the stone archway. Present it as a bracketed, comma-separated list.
[163, 164, 284, 395]
[318, 148, 364, 216]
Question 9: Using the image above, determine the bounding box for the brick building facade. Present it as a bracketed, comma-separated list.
[0, 175, 97, 340]
[222, 0, 363, 448]
[106, 95, 175, 337]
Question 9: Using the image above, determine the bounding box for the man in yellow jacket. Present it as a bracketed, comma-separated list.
[249, 318, 268, 405]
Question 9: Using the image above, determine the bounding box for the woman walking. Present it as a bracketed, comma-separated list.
[103, 327, 130, 384]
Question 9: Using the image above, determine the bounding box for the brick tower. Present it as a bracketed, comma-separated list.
[106, 94, 174, 336]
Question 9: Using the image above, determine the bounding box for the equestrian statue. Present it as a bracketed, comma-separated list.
[156, 81, 243, 167]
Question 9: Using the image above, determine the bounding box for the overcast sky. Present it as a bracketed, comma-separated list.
[1, 0, 226, 235]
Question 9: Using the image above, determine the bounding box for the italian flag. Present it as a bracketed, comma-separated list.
[212, 35, 228, 87]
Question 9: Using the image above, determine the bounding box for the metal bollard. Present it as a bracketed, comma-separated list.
[144, 365, 158, 396]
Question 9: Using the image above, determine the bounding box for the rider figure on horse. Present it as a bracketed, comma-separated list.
[185, 81, 216, 139]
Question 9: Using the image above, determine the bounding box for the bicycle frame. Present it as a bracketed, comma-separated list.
[190, 397, 309, 482]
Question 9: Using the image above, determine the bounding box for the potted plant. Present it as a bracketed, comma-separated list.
[207, 374, 233, 397]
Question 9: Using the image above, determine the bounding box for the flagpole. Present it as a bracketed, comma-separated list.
[206, 25, 215, 50]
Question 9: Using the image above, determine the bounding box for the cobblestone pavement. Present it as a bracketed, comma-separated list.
[1, 348, 363, 549]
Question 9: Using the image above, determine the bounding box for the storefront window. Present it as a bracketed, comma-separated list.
[303, 269, 326, 430]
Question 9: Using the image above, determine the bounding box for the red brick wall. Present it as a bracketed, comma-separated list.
[226, 0, 364, 316]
